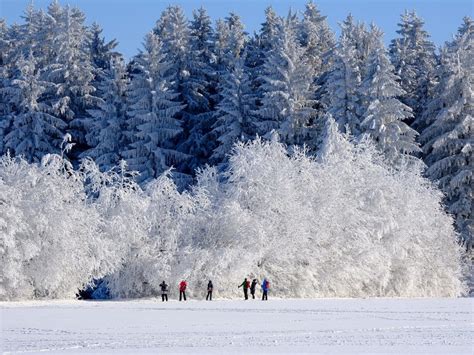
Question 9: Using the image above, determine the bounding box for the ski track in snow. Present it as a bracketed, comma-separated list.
[1, 298, 472, 354]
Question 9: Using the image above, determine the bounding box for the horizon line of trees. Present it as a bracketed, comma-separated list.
[0, 1, 472, 248]
[0, 119, 466, 300]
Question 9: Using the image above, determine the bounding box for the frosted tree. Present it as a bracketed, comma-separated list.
[123, 32, 186, 183]
[260, 6, 280, 51]
[154, 6, 218, 174]
[15, 4, 53, 68]
[246, 7, 280, 69]
[0, 153, 120, 300]
[390, 11, 437, 128]
[0, 20, 11, 67]
[87, 22, 121, 109]
[246, 7, 281, 106]
[188, 6, 216, 109]
[178, 118, 465, 299]
[213, 13, 248, 122]
[38, 0, 68, 66]
[421, 17, 473, 249]
[0, 20, 14, 155]
[1, 8, 48, 157]
[82, 58, 128, 170]
[324, 22, 363, 135]
[299, 1, 335, 77]
[104, 172, 195, 298]
[337, 15, 372, 78]
[223, 13, 247, 66]
[178, 7, 217, 170]
[154, 6, 191, 97]
[88, 22, 119, 73]
[43, 4, 97, 159]
[318, 15, 370, 128]
[211, 57, 255, 163]
[214, 13, 247, 72]
[360, 25, 421, 165]
[256, 15, 317, 147]
[4, 53, 65, 162]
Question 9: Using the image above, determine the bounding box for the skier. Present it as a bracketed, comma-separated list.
[206, 280, 213, 301]
[179, 280, 187, 301]
[159, 280, 168, 302]
[261, 278, 269, 300]
[250, 279, 258, 299]
[238, 278, 250, 300]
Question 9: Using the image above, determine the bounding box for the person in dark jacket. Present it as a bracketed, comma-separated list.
[179, 280, 187, 301]
[206, 280, 213, 301]
[261, 278, 269, 300]
[238, 278, 250, 300]
[250, 279, 258, 299]
[159, 281, 168, 302]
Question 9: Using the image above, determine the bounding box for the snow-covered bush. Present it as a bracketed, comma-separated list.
[177, 118, 465, 298]
[0, 154, 119, 300]
[103, 171, 195, 298]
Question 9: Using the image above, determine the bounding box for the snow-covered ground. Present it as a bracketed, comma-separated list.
[1, 298, 472, 354]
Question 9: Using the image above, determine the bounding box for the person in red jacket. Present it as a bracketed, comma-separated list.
[238, 278, 250, 300]
[179, 280, 187, 301]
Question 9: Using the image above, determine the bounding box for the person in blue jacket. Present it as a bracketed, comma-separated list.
[261, 278, 269, 301]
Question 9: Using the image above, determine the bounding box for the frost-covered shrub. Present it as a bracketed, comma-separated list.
[103, 171, 195, 298]
[178, 118, 465, 298]
[0, 154, 118, 300]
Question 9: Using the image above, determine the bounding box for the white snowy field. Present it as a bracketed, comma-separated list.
[1, 298, 473, 354]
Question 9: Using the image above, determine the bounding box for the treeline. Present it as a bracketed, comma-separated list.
[0, 120, 465, 300]
[0, 1, 472, 247]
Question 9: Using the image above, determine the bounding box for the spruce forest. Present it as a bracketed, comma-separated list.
[0, 1, 472, 300]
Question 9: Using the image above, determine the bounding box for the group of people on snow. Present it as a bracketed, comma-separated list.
[157, 278, 270, 301]
[238, 278, 270, 300]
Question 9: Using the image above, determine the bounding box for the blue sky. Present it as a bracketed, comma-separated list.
[1, 0, 472, 59]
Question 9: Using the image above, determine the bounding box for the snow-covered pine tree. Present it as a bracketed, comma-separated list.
[1, 6, 49, 157]
[43, 4, 97, 160]
[421, 17, 473, 249]
[211, 56, 255, 163]
[223, 13, 247, 67]
[87, 22, 121, 106]
[318, 15, 370, 132]
[16, 4, 40, 59]
[214, 12, 247, 76]
[189, 7, 216, 108]
[213, 13, 248, 108]
[38, 0, 68, 66]
[82, 57, 128, 171]
[390, 11, 437, 128]
[298, 1, 336, 125]
[0, 19, 10, 72]
[256, 14, 317, 147]
[123, 32, 186, 183]
[339, 15, 372, 78]
[299, 1, 335, 78]
[360, 25, 421, 165]
[4, 53, 65, 162]
[324, 21, 363, 135]
[249, 6, 281, 69]
[153, 6, 218, 175]
[18, 4, 60, 68]
[88, 22, 119, 74]
[178, 7, 218, 171]
[0, 19, 14, 155]
[245, 7, 281, 109]
[260, 6, 280, 52]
